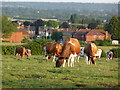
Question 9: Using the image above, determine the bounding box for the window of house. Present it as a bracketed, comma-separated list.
[94, 35, 96, 38]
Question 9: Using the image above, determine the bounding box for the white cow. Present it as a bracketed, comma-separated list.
[94, 49, 102, 60]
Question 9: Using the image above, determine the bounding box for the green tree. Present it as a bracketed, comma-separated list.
[2, 16, 18, 38]
[34, 19, 44, 35]
[70, 14, 79, 23]
[71, 25, 77, 30]
[60, 22, 70, 28]
[46, 20, 59, 28]
[88, 23, 97, 29]
[51, 31, 63, 42]
[105, 16, 120, 41]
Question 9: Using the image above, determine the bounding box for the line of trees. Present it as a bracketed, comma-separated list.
[105, 16, 120, 41]
[2, 16, 18, 38]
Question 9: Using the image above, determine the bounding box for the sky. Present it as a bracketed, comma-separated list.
[1, 0, 120, 3]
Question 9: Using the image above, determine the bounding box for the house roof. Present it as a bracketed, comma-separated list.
[74, 29, 91, 35]
[18, 29, 30, 35]
[74, 29, 111, 36]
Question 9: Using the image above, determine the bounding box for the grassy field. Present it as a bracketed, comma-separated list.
[1, 42, 27, 46]
[2, 55, 119, 89]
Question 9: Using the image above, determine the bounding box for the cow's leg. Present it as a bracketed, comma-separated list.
[88, 56, 91, 64]
[46, 55, 48, 60]
[21, 53, 24, 59]
[77, 56, 80, 62]
[85, 55, 89, 64]
[71, 57, 75, 67]
[62, 59, 66, 67]
[68, 58, 70, 67]
[52, 55, 56, 62]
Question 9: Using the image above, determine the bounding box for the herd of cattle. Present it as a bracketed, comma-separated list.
[14, 38, 113, 67]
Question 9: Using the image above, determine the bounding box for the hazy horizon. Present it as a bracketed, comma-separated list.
[1, 0, 119, 4]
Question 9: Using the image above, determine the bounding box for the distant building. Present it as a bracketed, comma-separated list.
[3, 32, 23, 43]
[72, 29, 111, 42]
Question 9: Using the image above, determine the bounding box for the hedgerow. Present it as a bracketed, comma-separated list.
[110, 48, 120, 58]
[2, 39, 54, 55]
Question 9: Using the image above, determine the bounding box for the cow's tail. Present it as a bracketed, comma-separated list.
[14, 47, 16, 56]
[43, 46, 47, 55]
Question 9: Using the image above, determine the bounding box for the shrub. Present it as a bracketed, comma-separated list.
[101, 49, 106, 57]
[2, 39, 54, 55]
[23, 39, 54, 55]
[93, 40, 112, 46]
[21, 37, 31, 43]
[2, 45, 17, 55]
[79, 41, 87, 47]
[110, 48, 120, 58]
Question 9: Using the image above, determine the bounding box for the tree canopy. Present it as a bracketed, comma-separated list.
[105, 16, 120, 41]
[51, 31, 63, 42]
[45, 20, 59, 28]
[2, 16, 18, 38]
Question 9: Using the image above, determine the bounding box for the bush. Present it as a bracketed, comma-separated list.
[93, 40, 112, 46]
[2, 39, 54, 55]
[2, 46, 17, 55]
[23, 39, 54, 55]
[101, 49, 106, 57]
[110, 48, 120, 58]
[79, 41, 87, 47]
[21, 37, 31, 43]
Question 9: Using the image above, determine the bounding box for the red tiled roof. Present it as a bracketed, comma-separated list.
[74, 29, 91, 35]
[87, 30, 105, 35]
[18, 29, 29, 35]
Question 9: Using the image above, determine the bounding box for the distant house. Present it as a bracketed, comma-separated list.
[3, 32, 23, 43]
[18, 28, 30, 39]
[72, 29, 111, 42]
[3, 28, 30, 43]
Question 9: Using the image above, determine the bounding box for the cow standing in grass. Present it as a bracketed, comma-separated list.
[15, 47, 31, 59]
[56, 38, 81, 67]
[84, 43, 98, 64]
[43, 42, 62, 62]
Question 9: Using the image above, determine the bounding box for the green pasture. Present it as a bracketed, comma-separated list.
[2, 55, 119, 88]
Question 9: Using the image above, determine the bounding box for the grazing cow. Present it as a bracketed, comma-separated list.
[56, 38, 81, 67]
[78, 47, 102, 62]
[43, 42, 62, 62]
[106, 51, 113, 60]
[15, 47, 31, 59]
[94, 49, 102, 60]
[84, 43, 98, 64]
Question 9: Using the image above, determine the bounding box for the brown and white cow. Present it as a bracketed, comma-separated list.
[15, 47, 31, 59]
[56, 38, 81, 67]
[43, 42, 62, 62]
[84, 43, 98, 64]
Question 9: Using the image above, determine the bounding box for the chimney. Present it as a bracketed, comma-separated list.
[105, 31, 108, 40]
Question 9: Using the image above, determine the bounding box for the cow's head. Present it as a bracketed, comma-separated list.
[91, 56, 97, 64]
[25, 49, 31, 57]
[56, 57, 64, 67]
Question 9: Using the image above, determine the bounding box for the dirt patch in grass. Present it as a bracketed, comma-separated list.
[75, 84, 87, 87]
[98, 83, 119, 88]
[11, 74, 46, 79]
